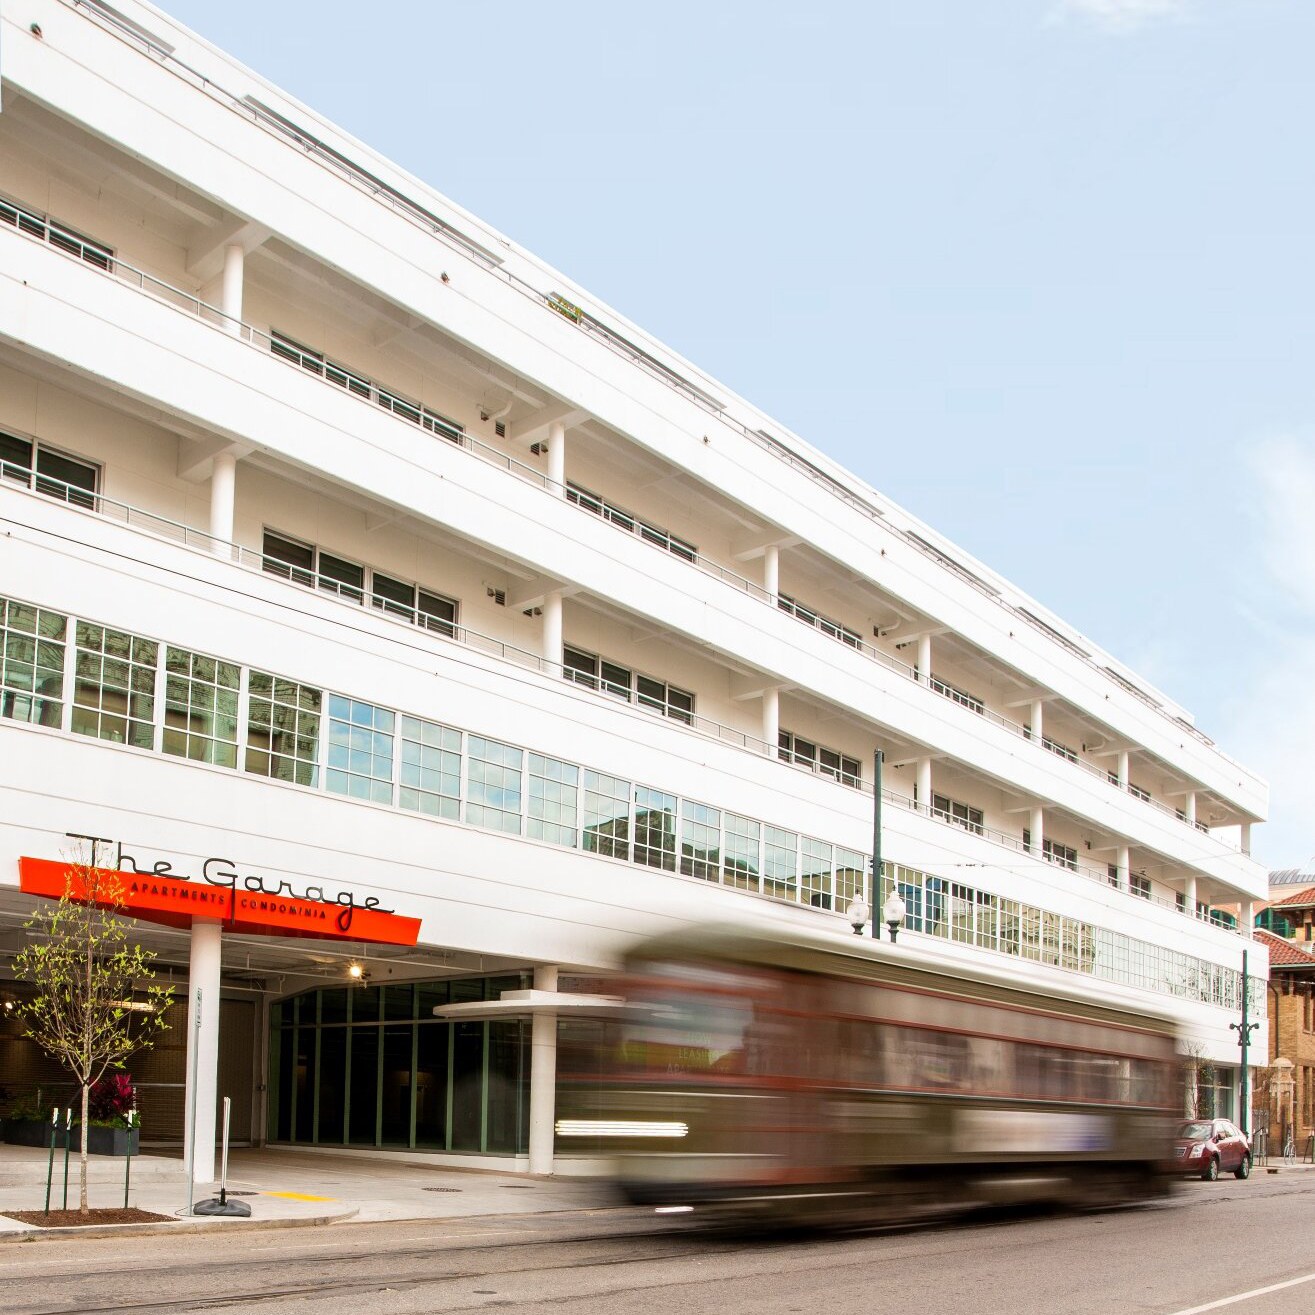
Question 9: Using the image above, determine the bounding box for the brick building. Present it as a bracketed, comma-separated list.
[1255, 924, 1315, 1148]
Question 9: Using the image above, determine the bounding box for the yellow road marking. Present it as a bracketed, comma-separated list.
[261, 1191, 338, 1202]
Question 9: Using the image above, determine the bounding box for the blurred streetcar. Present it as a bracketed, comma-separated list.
[556, 921, 1180, 1225]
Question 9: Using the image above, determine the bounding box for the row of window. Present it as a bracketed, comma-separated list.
[1022, 829, 1079, 872]
[0, 193, 113, 271]
[777, 731, 862, 788]
[270, 330, 464, 445]
[0, 430, 99, 510]
[776, 593, 863, 649]
[882, 864, 1257, 1014]
[928, 674, 985, 715]
[0, 590, 1251, 1016]
[262, 531, 458, 637]
[1025, 724, 1078, 764]
[562, 645, 695, 725]
[565, 482, 697, 563]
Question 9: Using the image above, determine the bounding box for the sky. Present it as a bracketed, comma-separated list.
[156, 0, 1315, 870]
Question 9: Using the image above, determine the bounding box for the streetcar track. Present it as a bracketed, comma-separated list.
[16, 1238, 748, 1315]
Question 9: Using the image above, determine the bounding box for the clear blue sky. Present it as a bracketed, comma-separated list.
[157, 0, 1315, 870]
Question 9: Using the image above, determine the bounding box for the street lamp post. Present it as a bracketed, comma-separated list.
[870, 749, 883, 937]
[1230, 948, 1259, 1137]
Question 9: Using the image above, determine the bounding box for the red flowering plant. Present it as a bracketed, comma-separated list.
[86, 1073, 137, 1128]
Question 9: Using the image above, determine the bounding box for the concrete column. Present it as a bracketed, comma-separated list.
[1030, 699, 1044, 744]
[209, 450, 237, 555]
[547, 421, 566, 495]
[1117, 750, 1130, 789]
[541, 589, 563, 674]
[762, 686, 779, 752]
[1183, 874, 1198, 914]
[918, 634, 932, 685]
[763, 544, 780, 600]
[1241, 822, 1252, 855]
[221, 243, 244, 336]
[184, 917, 222, 1186]
[1185, 791, 1197, 826]
[1029, 806, 1045, 856]
[1240, 900, 1254, 938]
[917, 757, 932, 813]
[1116, 844, 1130, 892]
[528, 965, 559, 1176]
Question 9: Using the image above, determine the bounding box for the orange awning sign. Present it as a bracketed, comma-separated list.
[18, 854, 421, 946]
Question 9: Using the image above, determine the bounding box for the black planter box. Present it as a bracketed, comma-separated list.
[2, 1120, 139, 1155]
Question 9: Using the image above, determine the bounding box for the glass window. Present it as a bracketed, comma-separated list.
[998, 899, 1021, 955]
[71, 622, 157, 748]
[465, 736, 522, 833]
[600, 661, 631, 700]
[801, 837, 832, 909]
[162, 646, 240, 767]
[399, 715, 462, 819]
[834, 846, 866, 910]
[637, 675, 695, 725]
[418, 589, 457, 638]
[583, 770, 629, 859]
[633, 786, 677, 871]
[680, 801, 720, 880]
[528, 753, 579, 846]
[895, 867, 924, 932]
[563, 646, 598, 690]
[35, 447, 97, 509]
[975, 891, 998, 951]
[723, 813, 761, 891]
[933, 792, 984, 835]
[0, 431, 97, 508]
[0, 431, 33, 482]
[950, 883, 974, 944]
[779, 731, 860, 786]
[318, 553, 364, 604]
[371, 572, 416, 621]
[246, 670, 322, 786]
[326, 695, 395, 803]
[262, 531, 315, 587]
[0, 596, 65, 727]
[763, 826, 798, 900]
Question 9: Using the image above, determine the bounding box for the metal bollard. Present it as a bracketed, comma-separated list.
[61, 1108, 71, 1211]
[43, 1108, 57, 1215]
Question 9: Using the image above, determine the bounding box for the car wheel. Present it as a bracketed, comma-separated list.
[1202, 1156, 1219, 1182]
[1234, 1154, 1251, 1180]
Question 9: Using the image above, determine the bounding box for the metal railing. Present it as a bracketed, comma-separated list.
[64, 0, 1261, 797]
[1, 465, 1246, 935]
[0, 143, 1245, 849]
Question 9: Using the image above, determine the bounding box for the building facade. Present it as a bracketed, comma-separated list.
[1255, 925, 1315, 1153]
[0, 0, 1269, 1173]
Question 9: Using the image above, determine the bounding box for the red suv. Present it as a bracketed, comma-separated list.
[1174, 1118, 1251, 1181]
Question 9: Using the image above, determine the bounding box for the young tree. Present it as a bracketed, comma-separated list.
[12, 854, 171, 1213]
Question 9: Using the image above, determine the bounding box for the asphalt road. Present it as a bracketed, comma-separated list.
[4, 1173, 1313, 1315]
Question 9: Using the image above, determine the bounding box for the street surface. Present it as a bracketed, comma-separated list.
[3, 1173, 1313, 1315]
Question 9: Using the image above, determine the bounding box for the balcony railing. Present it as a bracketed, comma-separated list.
[0, 203, 1239, 850]
[0, 468, 1248, 937]
[66, 0, 1256, 792]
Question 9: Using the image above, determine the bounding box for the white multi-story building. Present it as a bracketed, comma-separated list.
[0, 0, 1268, 1174]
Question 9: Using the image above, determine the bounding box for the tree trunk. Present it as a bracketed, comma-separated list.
[79, 1081, 89, 1214]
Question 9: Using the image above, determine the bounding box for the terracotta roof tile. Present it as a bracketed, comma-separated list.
[1273, 887, 1315, 909]
[1255, 929, 1315, 967]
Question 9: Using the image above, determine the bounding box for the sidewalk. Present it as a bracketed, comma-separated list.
[0, 1145, 618, 1241]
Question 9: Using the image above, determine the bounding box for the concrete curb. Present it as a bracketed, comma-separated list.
[0, 1204, 359, 1242]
